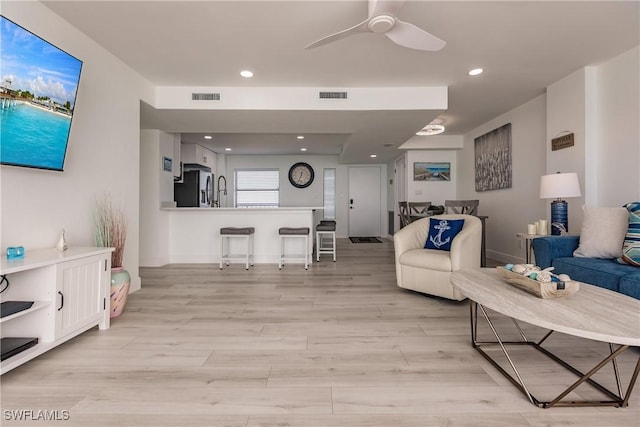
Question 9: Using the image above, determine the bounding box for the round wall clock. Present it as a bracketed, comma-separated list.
[288, 162, 314, 188]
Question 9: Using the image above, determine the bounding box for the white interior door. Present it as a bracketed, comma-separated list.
[348, 166, 382, 237]
[394, 155, 407, 233]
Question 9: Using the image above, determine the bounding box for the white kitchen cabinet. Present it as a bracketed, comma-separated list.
[0, 247, 112, 374]
[181, 143, 216, 169]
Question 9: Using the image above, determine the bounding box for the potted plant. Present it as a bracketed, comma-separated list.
[93, 194, 129, 318]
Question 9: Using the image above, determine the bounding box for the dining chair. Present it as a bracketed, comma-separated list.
[408, 201, 431, 216]
[444, 199, 479, 216]
[408, 201, 431, 222]
[398, 201, 410, 228]
[444, 199, 489, 267]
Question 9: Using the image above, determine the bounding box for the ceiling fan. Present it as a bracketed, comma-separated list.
[305, 0, 446, 51]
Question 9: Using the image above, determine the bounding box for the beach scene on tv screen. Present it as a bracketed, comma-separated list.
[0, 16, 82, 171]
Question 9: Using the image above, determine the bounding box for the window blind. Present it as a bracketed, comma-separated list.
[235, 170, 279, 207]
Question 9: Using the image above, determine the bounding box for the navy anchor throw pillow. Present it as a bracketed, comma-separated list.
[425, 218, 465, 251]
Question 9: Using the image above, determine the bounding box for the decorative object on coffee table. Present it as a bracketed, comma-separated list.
[497, 265, 579, 299]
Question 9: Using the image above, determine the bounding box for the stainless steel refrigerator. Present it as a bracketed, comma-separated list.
[174, 170, 213, 207]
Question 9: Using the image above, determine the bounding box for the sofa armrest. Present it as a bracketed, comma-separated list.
[532, 235, 580, 268]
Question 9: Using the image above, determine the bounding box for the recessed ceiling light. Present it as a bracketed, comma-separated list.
[468, 68, 484, 76]
[240, 70, 254, 78]
[225, 148, 231, 151]
[416, 124, 446, 136]
[370, 154, 377, 158]
[297, 135, 304, 140]
[300, 148, 307, 152]
[204, 135, 212, 139]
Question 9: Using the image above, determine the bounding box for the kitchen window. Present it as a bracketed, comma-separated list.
[234, 169, 279, 207]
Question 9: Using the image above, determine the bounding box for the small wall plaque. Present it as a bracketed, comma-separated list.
[551, 133, 574, 151]
[162, 156, 172, 172]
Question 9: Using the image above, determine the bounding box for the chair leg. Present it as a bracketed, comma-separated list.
[304, 235, 309, 270]
[219, 236, 225, 270]
[332, 232, 336, 262]
[245, 235, 249, 270]
[250, 234, 254, 267]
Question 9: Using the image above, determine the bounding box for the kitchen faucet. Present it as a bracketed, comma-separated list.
[216, 175, 227, 207]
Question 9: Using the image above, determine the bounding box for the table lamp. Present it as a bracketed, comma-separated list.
[539, 172, 581, 235]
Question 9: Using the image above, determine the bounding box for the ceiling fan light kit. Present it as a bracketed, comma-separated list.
[305, 0, 446, 52]
[416, 124, 445, 136]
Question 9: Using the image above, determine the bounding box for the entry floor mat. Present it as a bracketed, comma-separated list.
[349, 237, 383, 243]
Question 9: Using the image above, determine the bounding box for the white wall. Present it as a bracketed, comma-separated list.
[1, 2, 153, 291]
[546, 68, 589, 232]
[406, 150, 457, 206]
[455, 45, 639, 264]
[596, 46, 640, 206]
[459, 95, 548, 263]
[546, 46, 640, 227]
[139, 130, 173, 266]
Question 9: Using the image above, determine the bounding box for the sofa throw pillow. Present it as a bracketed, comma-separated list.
[617, 202, 640, 267]
[425, 218, 464, 251]
[573, 206, 628, 259]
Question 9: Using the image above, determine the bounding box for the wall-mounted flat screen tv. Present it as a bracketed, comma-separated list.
[1, 16, 83, 171]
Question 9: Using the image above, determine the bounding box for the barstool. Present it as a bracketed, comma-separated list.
[315, 220, 336, 262]
[278, 227, 310, 270]
[220, 227, 255, 270]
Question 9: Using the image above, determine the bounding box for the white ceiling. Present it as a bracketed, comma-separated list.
[44, 1, 639, 164]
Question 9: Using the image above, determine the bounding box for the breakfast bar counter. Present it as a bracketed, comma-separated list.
[164, 207, 322, 264]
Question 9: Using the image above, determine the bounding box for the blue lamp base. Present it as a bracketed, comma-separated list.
[550, 199, 568, 235]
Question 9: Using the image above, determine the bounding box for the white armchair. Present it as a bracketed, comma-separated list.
[393, 214, 482, 300]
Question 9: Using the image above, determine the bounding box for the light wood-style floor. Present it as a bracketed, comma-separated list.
[2, 238, 639, 426]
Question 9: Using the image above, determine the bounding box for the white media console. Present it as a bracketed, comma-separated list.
[0, 247, 113, 374]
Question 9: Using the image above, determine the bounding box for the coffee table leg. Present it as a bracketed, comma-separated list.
[622, 357, 640, 407]
[470, 301, 537, 405]
[468, 300, 640, 408]
[610, 343, 623, 398]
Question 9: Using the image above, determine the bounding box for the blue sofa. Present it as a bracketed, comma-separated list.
[532, 235, 640, 299]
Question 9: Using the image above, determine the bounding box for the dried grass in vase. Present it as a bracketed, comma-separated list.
[93, 194, 127, 268]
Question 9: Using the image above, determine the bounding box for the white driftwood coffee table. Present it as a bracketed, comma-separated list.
[450, 268, 640, 408]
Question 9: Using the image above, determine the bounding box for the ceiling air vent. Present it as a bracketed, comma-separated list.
[192, 93, 221, 101]
[319, 91, 347, 99]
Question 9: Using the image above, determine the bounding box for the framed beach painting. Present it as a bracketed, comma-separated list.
[413, 162, 451, 181]
[474, 123, 512, 191]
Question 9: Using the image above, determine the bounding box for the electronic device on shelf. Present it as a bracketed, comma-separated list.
[1, 337, 38, 361]
[0, 301, 34, 318]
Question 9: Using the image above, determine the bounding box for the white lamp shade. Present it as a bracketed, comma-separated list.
[539, 172, 581, 199]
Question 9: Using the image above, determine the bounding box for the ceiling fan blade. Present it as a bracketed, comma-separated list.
[305, 19, 370, 50]
[385, 20, 446, 51]
[369, 0, 405, 18]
